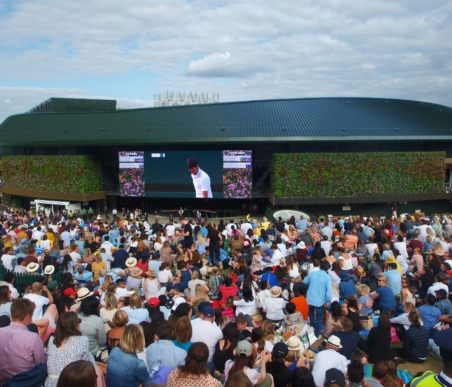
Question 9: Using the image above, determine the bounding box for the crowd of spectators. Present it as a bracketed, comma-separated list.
[1, 208, 452, 386]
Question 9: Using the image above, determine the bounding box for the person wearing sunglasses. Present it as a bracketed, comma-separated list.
[371, 275, 396, 316]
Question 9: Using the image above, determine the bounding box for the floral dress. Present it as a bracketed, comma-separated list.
[281, 311, 306, 337]
[45, 335, 96, 387]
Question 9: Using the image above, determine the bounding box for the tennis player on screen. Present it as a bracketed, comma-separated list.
[186, 157, 212, 198]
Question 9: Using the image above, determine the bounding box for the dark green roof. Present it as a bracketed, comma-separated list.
[1, 97, 452, 147]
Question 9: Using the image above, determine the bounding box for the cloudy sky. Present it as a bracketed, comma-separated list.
[1, 0, 451, 123]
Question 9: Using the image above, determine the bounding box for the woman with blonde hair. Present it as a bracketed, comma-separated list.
[107, 324, 152, 387]
[187, 269, 210, 299]
[191, 284, 210, 316]
[262, 320, 276, 352]
[337, 234, 346, 249]
[81, 247, 95, 265]
[122, 293, 150, 324]
[3, 235, 14, 249]
[100, 293, 118, 333]
[195, 233, 207, 256]
[160, 240, 177, 263]
[288, 225, 298, 243]
[91, 253, 106, 281]
[142, 270, 161, 299]
[357, 284, 373, 315]
[250, 247, 264, 274]
[286, 256, 300, 282]
[99, 275, 115, 304]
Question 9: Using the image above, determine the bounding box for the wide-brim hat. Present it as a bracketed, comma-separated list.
[287, 336, 302, 351]
[270, 286, 282, 298]
[26, 262, 39, 273]
[297, 241, 306, 249]
[125, 258, 137, 267]
[300, 349, 316, 361]
[44, 265, 55, 275]
[130, 267, 143, 278]
[76, 288, 93, 302]
[145, 270, 157, 278]
[326, 335, 343, 349]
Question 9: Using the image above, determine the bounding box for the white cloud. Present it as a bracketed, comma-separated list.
[0, 0, 451, 123]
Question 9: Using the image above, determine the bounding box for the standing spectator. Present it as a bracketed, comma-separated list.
[0, 298, 47, 385]
[304, 261, 332, 336]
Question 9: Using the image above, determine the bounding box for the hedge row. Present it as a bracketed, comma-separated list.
[2, 156, 103, 194]
[271, 152, 445, 198]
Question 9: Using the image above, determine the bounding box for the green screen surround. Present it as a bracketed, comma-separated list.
[2, 155, 103, 194]
[271, 152, 445, 198]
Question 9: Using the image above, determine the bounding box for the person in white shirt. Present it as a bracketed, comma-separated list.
[3, 273, 19, 300]
[101, 236, 114, 255]
[414, 221, 435, 242]
[321, 236, 332, 256]
[40, 235, 51, 251]
[186, 157, 212, 198]
[321, 226, 333, 241]
[277, 240, 287, 257]
[268, 245, 284, 266]
[233, 287, 257, 317]
[31, 226, 44, 241]
[312, 335, 348, 387]
[226, 220, 236, 237]
[393, 236, 409, 259]
[115, 278, 129, 298]
[365, 237, 379, 258]
[427, 274, 449, 296]
[69, 245, 81, 264]
[263, 286, 286, 322]
[241, 221, 253, 236]
[1, 247, 16, 271]
[164, 221, 176, 239]
[23, 282, 57, 325]
[191, 307, 223, 361]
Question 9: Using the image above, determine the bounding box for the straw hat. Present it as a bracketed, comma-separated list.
[300, 349, 316, 361]
[325, 335, 343, 349]
[287, 336, 302, 351]
[76, 288, 93, 302]
[125, 257, 137, 267]
[26, 262, 39, 273]
[145, 270, 157, 279]
[130, 267, 143, 278]
[44, 265, 55, 275]
[270, 286, 282, 298]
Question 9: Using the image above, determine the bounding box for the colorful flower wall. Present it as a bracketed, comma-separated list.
[271, 152, 445, 198]
[2, 156, 104, 194]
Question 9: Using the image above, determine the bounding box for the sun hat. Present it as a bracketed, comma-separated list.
[26, 262, 39, 273]
[324, 368, 345, 387]
[297, 241, 306, 249]
[148, 297, 160, 307]
[145, 270, 157, 278]
[325, 335, 343, 349]
[300, 349, 316, 361]
[76, 288, 93, 302]
[63, 288, 77, 296]
[126, 258, 137, 267]
[287, 336, 302, 351]
[126, 290, 135, 297]
[270, 286, 282, 298]
[273, 342, 289, 358]
[236, 340, 253, 357]
[44, 265, 55, 275]
[130, 267, 143, 278]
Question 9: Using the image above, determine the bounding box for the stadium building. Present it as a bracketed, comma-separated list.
[1, 96, 452, 217]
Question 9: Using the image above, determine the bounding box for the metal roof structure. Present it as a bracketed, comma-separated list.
[1, 97, 452, 147]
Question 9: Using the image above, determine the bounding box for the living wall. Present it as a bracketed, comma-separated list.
[271, 152, 445, 198]
[2, 156, 103, 194]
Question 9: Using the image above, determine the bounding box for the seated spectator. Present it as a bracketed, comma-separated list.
[23, 282, 58, 328]
[418, 294, 441, 335]
[321, 301, 343, 338]
[390, 302, 418, 332]
[290, 286, 309, 320]
[224, 340, 272, 386]
[234, 287, 258, 321]
[281, 302, 305, 337]
[291, 366, 316, 387]
[0, 298, 47, 386]
[122, 293, 150, 324]
[435, 289, 452, 315]
[107, 324, 153, 387]
[58, 360, 97, 387]
[357, 284, 373, 316]
[312, 335, 348, 387]
[191, 306, 223, 362]
[173, 315, 194, 352]
[236, 315, 252, 341]
[99, 293, 118, 333]
[263, 286, 286, 323]
[167, 342, 220, 387]
[219, 277, 239, 306]
[46, 311, 103, 387]
[107, 310, 129, 353]
[146, 319, 186, 369]
[361, 314, 394, 363]
[372, 276, 396, 314]
[341, 296, 362, 333]
[78, 295, 106, 356]
[394, 311, 429, 363]
[266, 342, 293, 387]
[365, 360, 389, 387]
[213, 322, 240, 372]
[334, 318, 360, 359]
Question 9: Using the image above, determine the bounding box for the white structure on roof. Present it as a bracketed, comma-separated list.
[154, 91, 219, 107]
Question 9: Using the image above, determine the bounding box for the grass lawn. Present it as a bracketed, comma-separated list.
[390, 341, 442, 376]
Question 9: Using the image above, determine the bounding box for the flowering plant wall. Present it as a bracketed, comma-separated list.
[271, 152, 445, 198]
[2, 156, 103, 194]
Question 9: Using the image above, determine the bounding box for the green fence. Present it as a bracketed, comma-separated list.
[0, 263, 64, 296]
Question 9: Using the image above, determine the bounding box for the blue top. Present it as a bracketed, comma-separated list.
[358, 295, 373, 315]
[261, 272, 278, 288]
[297, 219, 308, 231]
[107, 347, 152, 387]
[383, 270, 402, 295]
[418, 305, 441, 330]
[146, 340, 186, 370]
[172, 340, 193, 352]
[436, 299, 452, 315]
[376, 286, 396, 311]
[404, 324, 429, 359]
[179, 269, 191, 288]
[339, 279, 357, 299]
[304, 270, 332, 307]
[112, 249, 129, 269]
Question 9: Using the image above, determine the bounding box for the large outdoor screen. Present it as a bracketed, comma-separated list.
[119, 150, 252, 198]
